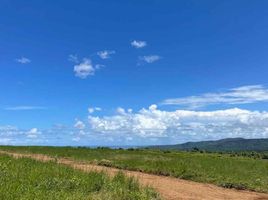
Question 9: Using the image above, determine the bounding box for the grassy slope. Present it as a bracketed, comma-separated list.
[0, 154, 159, 200]
[1, 146, 268, 193]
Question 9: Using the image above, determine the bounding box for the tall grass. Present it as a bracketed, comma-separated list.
[0, 154, 160, 200]
[1, 146, 268, 193]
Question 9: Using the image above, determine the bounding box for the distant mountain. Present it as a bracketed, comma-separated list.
[149, 138, 268, 152]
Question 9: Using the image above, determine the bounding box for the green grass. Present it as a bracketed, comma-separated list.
[0, 154, 160, 200]
[1, 146, 268, 193]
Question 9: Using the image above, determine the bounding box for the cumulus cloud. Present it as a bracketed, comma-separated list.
[162, 85, 268, 108]
[74, 58, 96, 78]
[88, 105, 268, 142]
[116, 107, 133, 115]
[131, 40, 147, 48]
[116, 107, 126, 115]
[69, 54, 103, 79]
[26, 128, 41, 139]
[97, 50, 115, 59]
[139, 55, 161, 64]
[2, 105, 268, 145]
[74, 120, 85, 130]
[88, 108, 94, 114]
[16, 57, 31, 64]
[73, 120, 88, 142]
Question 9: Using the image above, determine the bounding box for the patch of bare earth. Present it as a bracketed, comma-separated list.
[1, 150, 268, 200]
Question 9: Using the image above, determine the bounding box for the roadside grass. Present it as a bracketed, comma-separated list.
[1, 146, 268, 193]
[0, 154, 160, 200]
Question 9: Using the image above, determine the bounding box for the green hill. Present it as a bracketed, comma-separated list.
[150, 138, 268, 152]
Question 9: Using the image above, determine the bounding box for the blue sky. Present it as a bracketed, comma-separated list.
[1, 0, 268, 146]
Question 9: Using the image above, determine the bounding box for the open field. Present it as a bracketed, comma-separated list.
[0, 153, 159, 200]
[1, 146, 268, 194]
[1, 150, 268, 200]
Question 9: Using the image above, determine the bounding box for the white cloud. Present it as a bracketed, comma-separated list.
[0, 126, 18, 137]
[0, 125, 17, 131]
[0, 138, 12, 144]
[74, 120, 85, 130]
[162, 85, 268, 108]
[16, 57, 31, 64]
[97, 50, 115, 59]
[4, 106, 46, 111]
[72, 137, 81, 142]
[116, 107, 126, 115]
[88, 105, 268, 141]
[95, 107, 102, 111]
[95, 64, 105, 69]
[68, 54, 79, 63]
[2, 105, 268, 145]
[88, 108, 95, 114]
[73, 120, 88, 142]
[149, 104, 157, 111]
[0, 125, 74, 145]
[69, 52, 107, 79]
[26, 128, 41, 139]
[131, 40, 147, 48]
[74, 58, 95, 79]
[139, 55, 161, 64]
[88, 107, 102, 114]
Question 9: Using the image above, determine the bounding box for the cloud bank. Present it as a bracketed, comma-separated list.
[87, 105, 268, 143]
[2, 105, 268, 145]
[0, 126, 42, 145]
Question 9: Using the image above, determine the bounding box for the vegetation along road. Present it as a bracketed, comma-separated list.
[1, 150, 268, 200]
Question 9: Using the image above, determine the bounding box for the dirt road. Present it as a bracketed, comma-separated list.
[1, 150, 268, 200]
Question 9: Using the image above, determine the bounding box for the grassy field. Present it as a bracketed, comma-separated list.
[1, 146, 268, 193]
[0, 153, 159, 200]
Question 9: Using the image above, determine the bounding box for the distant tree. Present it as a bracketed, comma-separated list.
[192, 147, 199, 152]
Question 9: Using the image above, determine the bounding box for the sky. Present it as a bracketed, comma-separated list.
[1, 0, 268, 146]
